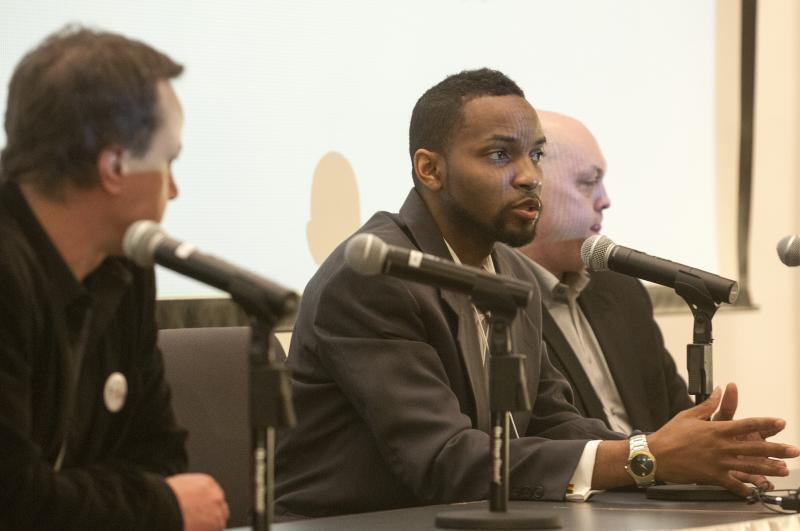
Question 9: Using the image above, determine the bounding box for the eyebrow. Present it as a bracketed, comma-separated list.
[487, 135, 547, 146]
[578, 165, 604, 179]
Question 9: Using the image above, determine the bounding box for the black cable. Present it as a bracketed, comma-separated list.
[746, 486, 800, 514]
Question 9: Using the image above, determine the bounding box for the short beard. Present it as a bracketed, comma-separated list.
[443, 196, 538, 249]
[496, 216, 538, 248]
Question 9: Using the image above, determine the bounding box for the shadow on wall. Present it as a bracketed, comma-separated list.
[157, 151, 361, 329]
[306, 151, 361, 265]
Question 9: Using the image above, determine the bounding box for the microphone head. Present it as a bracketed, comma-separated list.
[777, 235, 800, 266]
[123, 220, 166, 267]
[345, 233, 388, 275]
[581, 234, 615, 271]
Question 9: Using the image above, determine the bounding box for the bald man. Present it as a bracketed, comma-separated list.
[518, 112, 693, 434]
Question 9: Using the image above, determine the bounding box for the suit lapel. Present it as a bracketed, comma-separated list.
[541, 308, 608, 425]
[507, 304, 536, 436]
[442, 290, 491, 433]
[580, 281, 651, 431]
[398, 190, 490, 433]
[489, 249, 537, 436]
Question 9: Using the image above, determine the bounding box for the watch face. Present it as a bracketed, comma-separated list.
[630, 454, 654, 477]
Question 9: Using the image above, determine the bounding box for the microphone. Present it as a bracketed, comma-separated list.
[123, 220, 298, 322]
[581, 235, 739, 305]
[344, 233, 533, 308]
[777, 235, 800, 266]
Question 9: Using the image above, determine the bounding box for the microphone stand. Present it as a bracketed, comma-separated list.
[246, 314, 296, 531]
[436, 277, 560, 529]
[226, 275, 298, 531]
[647, 271, 739, 501]
[673, 270, 718, 405]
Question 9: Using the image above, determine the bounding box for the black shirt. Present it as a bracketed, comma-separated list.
[0, 182, 187, 530]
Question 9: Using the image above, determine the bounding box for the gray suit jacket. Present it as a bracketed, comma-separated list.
[542, 271, 693, 433]
[275, 190, 620, 518]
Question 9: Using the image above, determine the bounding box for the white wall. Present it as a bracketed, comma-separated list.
[657, 0, 800, 446]
[0, 0, 721, 298]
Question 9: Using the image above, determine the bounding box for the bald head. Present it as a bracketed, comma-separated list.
[537, 112, 603, 165]
[519, 111, 610, 276]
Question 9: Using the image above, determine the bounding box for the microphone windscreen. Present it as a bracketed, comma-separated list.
[345, 233, 388, 275]
[123, 220, 164, 267]
[777, 235, 800, 266]
[581, 234, 614, 271]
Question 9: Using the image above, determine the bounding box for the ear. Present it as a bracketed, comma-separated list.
[96, 146, 125, 195]
[413, 148, 444, 192]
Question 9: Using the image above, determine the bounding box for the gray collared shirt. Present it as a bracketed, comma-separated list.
[528, 260, 633, 434]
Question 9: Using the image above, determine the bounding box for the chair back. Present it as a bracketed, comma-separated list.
[159, 326, 286, 527]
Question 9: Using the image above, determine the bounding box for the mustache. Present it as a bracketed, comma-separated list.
[509, 194, 542, 211]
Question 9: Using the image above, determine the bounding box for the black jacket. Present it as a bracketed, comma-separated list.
[0, 182, 187, 530]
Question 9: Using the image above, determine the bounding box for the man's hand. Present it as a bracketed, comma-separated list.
[712, 383, 773, 491]
[712, 382, 739, 422]
[648, 386, 799, 496]
[167, 473, 229, 531]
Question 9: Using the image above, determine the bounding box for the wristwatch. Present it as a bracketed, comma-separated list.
[625, 431, 657, 488]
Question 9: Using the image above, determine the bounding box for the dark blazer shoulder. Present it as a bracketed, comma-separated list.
[580, 270, 691, 431]
[583, 270, 650, 305]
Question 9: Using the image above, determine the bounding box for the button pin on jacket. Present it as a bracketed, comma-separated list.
[103, 372, 128, 413]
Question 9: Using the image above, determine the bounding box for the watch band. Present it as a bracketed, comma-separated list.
[629, 433, 649, 453]
[626, 432, 656, 488]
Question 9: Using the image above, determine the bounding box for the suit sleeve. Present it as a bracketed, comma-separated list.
[527, 341, 624, 440]
[0, 258, 185, 530]
[311, 265, 616, 504]
[513, 341, 624, 499]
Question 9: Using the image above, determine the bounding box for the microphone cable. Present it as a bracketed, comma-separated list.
[746, 485, 800, 514]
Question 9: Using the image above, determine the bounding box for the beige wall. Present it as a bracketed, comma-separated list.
[657, 0, 800, 444]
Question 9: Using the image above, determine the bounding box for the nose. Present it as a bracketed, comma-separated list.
[168, 172, 179, 200]
[513, 158, 543, 194]
[594, 181, 610, 211]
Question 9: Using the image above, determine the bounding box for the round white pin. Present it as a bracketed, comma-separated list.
[103, 372, 128, 413]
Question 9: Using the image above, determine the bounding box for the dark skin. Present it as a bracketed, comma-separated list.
[414, 95, 544, 267]
[412, 94, 798, 495]
[594, 384, 789, 494]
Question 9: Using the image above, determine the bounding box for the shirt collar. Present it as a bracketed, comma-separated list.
[527, 259, 591, 305]
[443, 239, 495, 274]
[0, 181, 132, 313]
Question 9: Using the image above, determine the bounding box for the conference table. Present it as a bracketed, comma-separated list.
[230, 488, 800, 531]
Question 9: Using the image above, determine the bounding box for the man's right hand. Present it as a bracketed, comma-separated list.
[648, 387, 800, 496]
[166, 473, 229, 531]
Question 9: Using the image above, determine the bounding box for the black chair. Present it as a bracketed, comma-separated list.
[158, 326, 286, 528]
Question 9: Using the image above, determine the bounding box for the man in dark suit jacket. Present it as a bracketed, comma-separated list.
[519, 112, 693, 434]
[275, 70, 796, 519]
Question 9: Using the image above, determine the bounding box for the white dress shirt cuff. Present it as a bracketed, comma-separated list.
[565, 440, 603, 502]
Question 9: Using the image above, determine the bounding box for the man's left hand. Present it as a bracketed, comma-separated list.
[713, 382, 774, 492]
